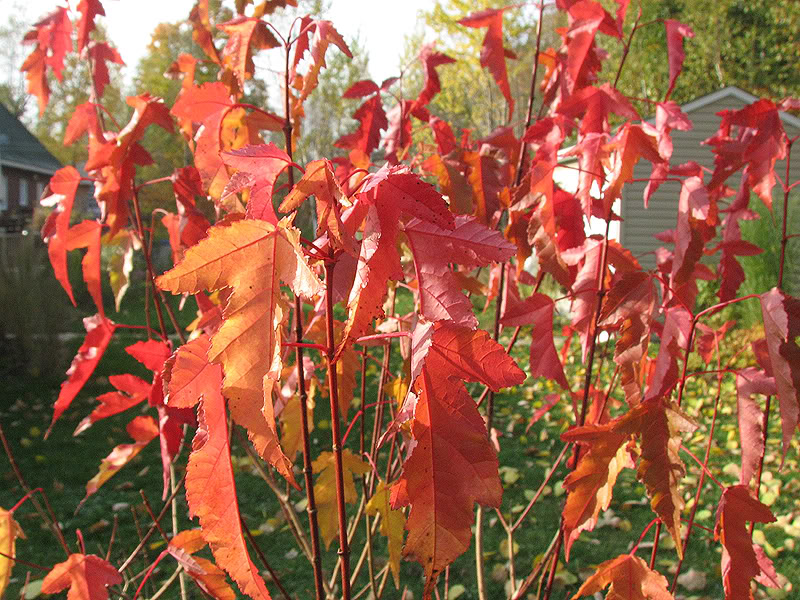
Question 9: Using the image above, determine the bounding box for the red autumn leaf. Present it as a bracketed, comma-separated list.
[735, 368, 775, 487]
[706, 99, 787, 208]
[76, 0, 104, 53]
[390, 322, 524, 595]
[126, 339, 172, 373]
[759, 288, 800, 462]
[558, 84, 639, 136]
[64, 102, 102, 146]
[570, 553, 674, 600]
[714, 485, 777, 600]
[413, 43, 456, 111]
[563, 399, 695, 560]
[73, 374, 151, 435]
[48, 315, 116, 436]
[501, 291, 569, 389]
[338, 166, 454, 354]
[221, 144, 295, 222]
[86, 41, 124, 98]
[171, 82, 235, 198]
[65, 220, 104, 318]
[644, 306, 692, 403]
[158, 218, 322, 487]
[21, 7, 72, 114]
[80, 415, 159, 506]
[167, 531, 236, 600]
[404, 215, 515, 327]
[188, 1, 221, 64]
[41, 554, 122, 600]
[695, 320, 736, 365]
[163, 335, 218, 409]
[335, 83, 388, 156]
[599, 270, 656, 404]
[186, 366, 273, 600]
[603, 123, 664, 215]
[291, 19, 352, 118]
[41, 166, 82, 305]
[217, 17, 279, 90]
[279, 158, 356, 254]
[663, 20, 694, 100]
[458, 7, 515, 117]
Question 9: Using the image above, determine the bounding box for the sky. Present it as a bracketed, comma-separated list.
[14, 0, 431, 85]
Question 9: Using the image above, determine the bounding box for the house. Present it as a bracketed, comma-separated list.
[0, 103, 63, 233]
[619, 86, 800, 272]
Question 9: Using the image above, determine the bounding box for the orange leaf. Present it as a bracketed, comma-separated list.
[0, 507, 24, 598]
[715, 485, 776, 600]
[157, 218, 321, 487]
[390, 322, 524, 595]
[80, 416, 158, 506]
[164, 335, 217, 409]
[187, 376, 272, 600]
[571, 553, 674, 600]
[41, 166, 83, 305]
[49, 315, 116, 436]
[41, 554, 122, 600]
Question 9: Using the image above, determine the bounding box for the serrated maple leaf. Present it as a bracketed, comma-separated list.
[294, 19, 351, 106]
[41, 554, 121, 600]
[338, 166, 454, 355]
[599, 271, 656, 404]
[65, 220, 105, 318]
[413, 44, 456, 112]
[279, 158, 356, 254]
[404, 215, 514, 327]
[41, 166, 82, 306]
[63, 102, 102, 146]
[188, 0, 221, 64]
[644, 305, 692, 403]
[218, 17, 279, 90]
[390, 322, 525, 596]
[312, 449, 370, 549]
[168, 531, 236, 600]
[706, 99, 787, 208]
[735, 368, 775, 487]
[501, 291, 569, 389]
[570, 553, 674, 600]
[714, 485, 777, 600]
[86, 41, 124, 98]
[74, 374, 151, 435]
[220, 144, 294, 221]
[563, 399, 695, 559]
[157, 218, 322, 486]
[664, 20, 694, 100]
[48, 315, 116, 436]
[458, 7, 515, 117]
[81, 415, 159, 507]
[186, 369, 273, 600]
[76, 0, 104, 53]
[163, 335, 218, 409]
[21, 7, 72, 114]
[603, 123, 663, 215]
[366, 480, 405, 589]
[759, 288, 800, 462]
[561, 423, 633, 559]
[335, 87, 388, 156]
[0, 507, 23, 598]
[558, 84, 639, 136]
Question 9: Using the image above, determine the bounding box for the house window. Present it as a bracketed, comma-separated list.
[19, 178, 29, 207]
[36, 180, 45, 202]
[0, 171, 7, 211]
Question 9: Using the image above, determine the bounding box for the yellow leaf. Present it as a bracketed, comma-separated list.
[158, 217, 322, 487]
[366, 481, 405, 588]
[311, 449, 370, 549]
[0, 507, 24, 597]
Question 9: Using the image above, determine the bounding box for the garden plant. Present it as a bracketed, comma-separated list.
[1, 1, 799, 599]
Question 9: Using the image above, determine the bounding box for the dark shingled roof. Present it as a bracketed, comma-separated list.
[0, 103, 62, 174]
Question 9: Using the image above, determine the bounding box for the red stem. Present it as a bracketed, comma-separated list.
[324, 257, 353, 600]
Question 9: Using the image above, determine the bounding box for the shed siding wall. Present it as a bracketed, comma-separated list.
[621, 95, 800, 289]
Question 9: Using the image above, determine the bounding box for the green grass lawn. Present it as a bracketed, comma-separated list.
[2, 285, 799, 600]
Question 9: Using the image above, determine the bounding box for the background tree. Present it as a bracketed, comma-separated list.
[604, 0, 800, 107]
